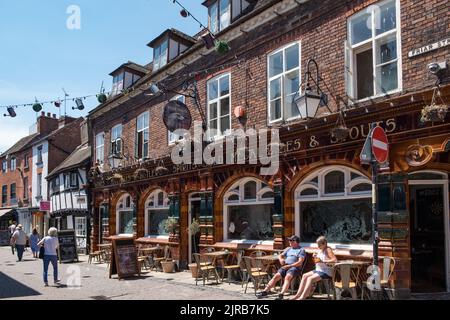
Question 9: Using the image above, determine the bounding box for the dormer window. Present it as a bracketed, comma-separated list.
[148, 29, 196, 73]
[109, 62, 147, 97]
[206, 0, 250, 34]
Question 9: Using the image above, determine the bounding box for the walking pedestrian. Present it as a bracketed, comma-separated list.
[11, 224, 28, 262]
[29, 228, 41, 259]
[8, 221, 17, 255]
[37, 227, 60, 287]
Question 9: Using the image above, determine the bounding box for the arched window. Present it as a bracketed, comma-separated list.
[116, 193, 134, 235]
[145, 190, 169, 237]
[224, 178, 274, 243]
[295, 166, 372, 246]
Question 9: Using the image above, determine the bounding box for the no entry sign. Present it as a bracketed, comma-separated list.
[371, 127, 389, 164]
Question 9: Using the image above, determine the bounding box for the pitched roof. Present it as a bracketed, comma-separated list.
[109, 61, 151, 76]
[47, 143, 91, 179]
[1, 133, 40, 157]
[147, 28, 197, 48]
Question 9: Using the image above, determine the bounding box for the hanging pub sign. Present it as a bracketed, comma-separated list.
[40, 201, 51, 211]
[57, 230, 79, 263]
[109, 237, 140, 279]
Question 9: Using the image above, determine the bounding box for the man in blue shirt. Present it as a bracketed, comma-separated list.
[256, 235, 306, 300]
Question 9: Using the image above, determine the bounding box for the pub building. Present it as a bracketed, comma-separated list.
[87, 0, 450, 298]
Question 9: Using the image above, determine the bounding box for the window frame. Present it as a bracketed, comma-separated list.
[111, 124, 123, 156]
[145, 189, 170, 238]
[95, 132, 105, 165]
[153, 39, 169, 72]
[136, 111, 150, 160]
[10, 183, 16, 203]
[2, 185, 7, 205]
[206, 73, 232, 140]
[10, 157, 16, 172]
[37, 145, 43, 164]
[116, 193, 135, 236]
[208, 0, 232, 34]
[267, 41, 302, 124]
[346, 0, 402, 101]
[1, 160, 7, 173]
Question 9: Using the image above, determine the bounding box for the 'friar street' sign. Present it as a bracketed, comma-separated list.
[408, 38, 450, 58]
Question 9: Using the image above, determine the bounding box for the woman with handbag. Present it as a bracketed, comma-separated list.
[37, 227, 60, 287]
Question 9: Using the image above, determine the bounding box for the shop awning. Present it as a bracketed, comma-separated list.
[0, 209, 12, 218]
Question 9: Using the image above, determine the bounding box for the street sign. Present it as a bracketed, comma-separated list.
[39, 201, 51, 211]
[360, 133, 374, 164]
[371, 127, 389, 164]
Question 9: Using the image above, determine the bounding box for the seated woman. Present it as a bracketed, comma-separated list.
[290, 236, 337, 300]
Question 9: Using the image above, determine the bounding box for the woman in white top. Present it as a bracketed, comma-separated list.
[37, 227, 60, 287]
[290, 236, 337, 300]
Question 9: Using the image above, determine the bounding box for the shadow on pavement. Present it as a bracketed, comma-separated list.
[0, 272, 41, 299]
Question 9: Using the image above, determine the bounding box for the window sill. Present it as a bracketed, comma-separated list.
[223, 239, 275, 246]
[144, 235, 170, 240]
[301, 242, 373, 252]
[351, 88, 402, 105]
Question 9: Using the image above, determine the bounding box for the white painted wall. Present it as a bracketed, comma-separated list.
[31, 141, 49, 208]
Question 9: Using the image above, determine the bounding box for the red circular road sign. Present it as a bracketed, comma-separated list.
[371, 126, 389, 164]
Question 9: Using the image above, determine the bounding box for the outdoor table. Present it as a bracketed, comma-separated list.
[202, 251, 230, 277]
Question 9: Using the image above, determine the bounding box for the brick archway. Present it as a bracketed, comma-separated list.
[109, 190, 131, 236]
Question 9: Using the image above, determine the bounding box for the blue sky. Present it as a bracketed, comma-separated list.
[0, 0, 207, 152]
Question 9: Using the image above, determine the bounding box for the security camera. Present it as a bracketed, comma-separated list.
[428, 61, 447, 75]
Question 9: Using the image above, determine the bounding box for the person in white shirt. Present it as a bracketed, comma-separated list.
[37, 227, 60, 287]
[9, 221, 17, 255]
[11, 224, 28, 262]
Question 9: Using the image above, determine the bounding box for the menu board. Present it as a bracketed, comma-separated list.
[109, 237, 140, 279]
[0, 230, 10, 246]
[58, 230, 79, 263]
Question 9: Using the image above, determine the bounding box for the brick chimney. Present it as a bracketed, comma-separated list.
[37, 112, 58, 135]
[58, 116, 77, 129]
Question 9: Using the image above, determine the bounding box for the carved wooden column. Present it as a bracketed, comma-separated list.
[168, 178, 181, 266]
[130, 188, 139, 239]
[199, 172, 215, 245]
[272, 177, 285, 250]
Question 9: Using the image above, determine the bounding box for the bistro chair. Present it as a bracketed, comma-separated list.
[249, 250, 267, 271]
[193, 253, 220, 286]
[88, 250, 103, 264]
[333, 262, 359, 300]
[221, 251, 243, 285]
[242, 256, 270, 296]
[153, 245, 171, 271]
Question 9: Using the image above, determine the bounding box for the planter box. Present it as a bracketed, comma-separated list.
[161, 260, 175, 273]
[188, 263, 199, 278]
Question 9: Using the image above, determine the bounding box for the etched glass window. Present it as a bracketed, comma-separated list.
[228, 204, 274, 241]
[324, 171, 345, 194]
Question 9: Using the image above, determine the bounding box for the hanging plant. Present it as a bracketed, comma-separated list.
[215, 40, 230, 55]
[331, 110, 349, 141]
[97, 93, 107, 104]
[421, 87, 449, 123]
[164, 217, 179, 235]
[32, 103, 42, 112]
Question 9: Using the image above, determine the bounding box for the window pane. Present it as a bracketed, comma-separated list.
[209, 102, 218, 119]
[376, 62, 398, 93]
[300, 199, 372, 244]
[148, 210, 169, 236]
[270, 99, 282, 121]
[269, 51, 283, 77]
[270, 78, 281, 99]
[228, 194, 239, 201]
[351, 184, 372, 193]
[377, 183, 391, 211]
[208, 81, 218, 100]
[261, 191, 274, 199]
[376, 0, 396, 35]
[285, 44, 299, 71]
[210, 119, 218, 130]
[220, 116, 230, 134]
[244, 181, 257, 199]
[300, 188, 318, 196]
[376, 36, 397, 65]
[157, 192, 164, 206]
[219, 0, 230, 30]
[284, 70, 299, 95]
[324, 171, 345, 194]
[228, 204, 274, 240]
[209, 2, 218, 34]
[119, 211, 134, 234]
[220, 97, 230, 116]
[350, 13, 372, 45]
[219, 76, 230, 96]
[356, 49, 374, 99]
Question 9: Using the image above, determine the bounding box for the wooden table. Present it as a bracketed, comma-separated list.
[254, 255, 280, 274]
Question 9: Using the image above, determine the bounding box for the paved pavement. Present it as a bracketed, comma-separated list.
[0, 247, 258, 300]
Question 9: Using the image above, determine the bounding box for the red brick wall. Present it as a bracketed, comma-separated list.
[91, 0, 450, 166]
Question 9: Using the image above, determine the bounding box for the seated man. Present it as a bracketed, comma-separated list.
[256, 235, 306, 300]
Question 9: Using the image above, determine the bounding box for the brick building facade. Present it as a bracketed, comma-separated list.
[88, 0, 450, 298]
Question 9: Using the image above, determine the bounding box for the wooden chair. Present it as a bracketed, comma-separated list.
[153, 245, 171, 271]
[193, 253, 220, 286]
[88, 250, 103, 264]
[221, 251, 243, 285]
[242, 256, 270, 296]
[333, 262, 359, 300]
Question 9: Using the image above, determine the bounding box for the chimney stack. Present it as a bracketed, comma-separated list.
[52, 114, 57, 118]
[41, 111, 45, 116]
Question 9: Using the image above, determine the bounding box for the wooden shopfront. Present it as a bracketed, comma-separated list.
[90, 85, 450, 298]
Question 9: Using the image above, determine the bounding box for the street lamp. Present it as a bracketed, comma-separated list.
[294, 59, 328, 119]
[108, 153, 122, 169]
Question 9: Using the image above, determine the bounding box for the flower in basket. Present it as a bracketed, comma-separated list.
[215, 40, 230, 55]
[420, 103, 448, 123]
[331, 125, 349, 141]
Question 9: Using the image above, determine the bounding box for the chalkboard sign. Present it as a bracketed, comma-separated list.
[58, 230, 79, 263]
[109, 237, 140, 279]
[0, 230, 10, 246]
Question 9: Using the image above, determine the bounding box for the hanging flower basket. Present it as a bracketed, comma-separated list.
[97, 93, 107, 104]
[215, 40, 230, 55]
[331, 125, 350, 141]
[33, 103, 43, 112]
[420, 104, 448, 123]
